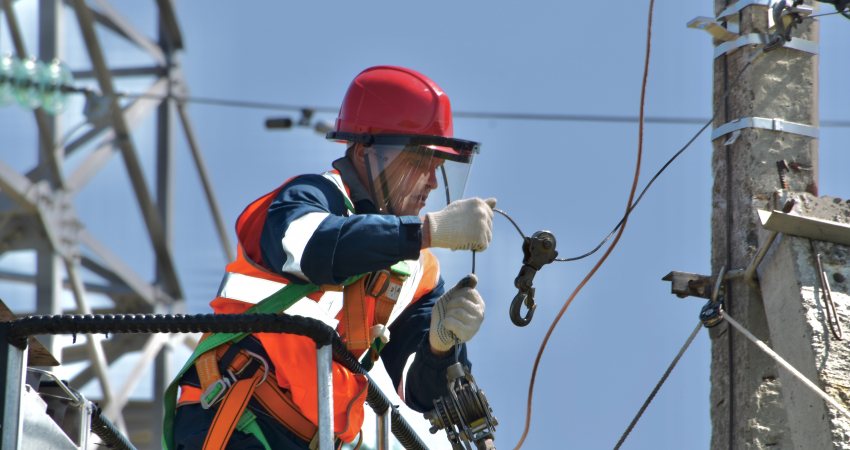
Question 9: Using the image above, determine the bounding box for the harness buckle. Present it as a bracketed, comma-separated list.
[366, 270, 392, 298]
[200, 350, 271, 409]
[200, 378, 232, 409]
[227, 350, 271, 387]
[367, 269, 404, 302]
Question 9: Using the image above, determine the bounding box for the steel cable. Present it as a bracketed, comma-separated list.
[612, 322, 702, 449]
[723, 311, 850, 420]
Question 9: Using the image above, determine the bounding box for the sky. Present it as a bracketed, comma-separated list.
[1, 1, 849, 449]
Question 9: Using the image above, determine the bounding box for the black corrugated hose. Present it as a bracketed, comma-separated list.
[90, 402, 137, 450]
[332, 338, 429, 450]
[1, 313, 429, 450]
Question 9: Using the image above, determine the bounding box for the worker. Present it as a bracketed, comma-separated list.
[169, 65, 495, 449]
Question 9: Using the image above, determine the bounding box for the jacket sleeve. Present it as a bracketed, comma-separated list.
[260, 174, 422, 284]
[380, 277, 473, 413]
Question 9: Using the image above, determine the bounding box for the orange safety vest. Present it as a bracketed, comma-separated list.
[179, 170, 440, 443]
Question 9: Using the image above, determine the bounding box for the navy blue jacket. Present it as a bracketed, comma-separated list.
[259, 161, 470, 412]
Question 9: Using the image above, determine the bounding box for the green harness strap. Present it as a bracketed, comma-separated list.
[236, 410, 272, 450]
[161, 281, 321, 450]
[162, 260, 410, 448]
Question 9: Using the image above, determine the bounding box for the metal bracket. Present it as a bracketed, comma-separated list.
[711, 116, 819, 141]
[688, 17, 739, 41]
[714, 33, 818, 58]
[694, 1, 817, 49]
[758, 209, 850, 247]
[662, 271, 714, 299]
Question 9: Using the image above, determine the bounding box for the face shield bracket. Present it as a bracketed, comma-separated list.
[327, 132, 480, 163]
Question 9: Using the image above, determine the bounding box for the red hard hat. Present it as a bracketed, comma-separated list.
[334, 65, 454, 138]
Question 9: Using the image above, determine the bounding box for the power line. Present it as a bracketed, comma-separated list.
[119, 92, 336, 114]
[121, 92, 713, 125]
[120, 92, 850, 127]
[453, 110, 707, 125]
[6, 67, 848, 127]
[126, 93, 850, 127]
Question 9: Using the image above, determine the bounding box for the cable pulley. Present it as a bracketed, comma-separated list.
[425, 362, 498, 450]
[510, 231, 558, 327]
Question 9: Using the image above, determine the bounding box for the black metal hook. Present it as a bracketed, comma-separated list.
[510, 289, 536, 327]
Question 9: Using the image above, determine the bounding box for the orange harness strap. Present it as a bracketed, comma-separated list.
[179, 382, 317, 442]
[369, 269, 403, 326]
[339, 270, 406, 356]
[252, 380, 317, 441]
[340, 279, 372, 355]
[181, 341, 319, 447]
[203, 373, 264, 450]
[194, 334, 223, 401]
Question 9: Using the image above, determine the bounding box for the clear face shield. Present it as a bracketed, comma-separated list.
[328, 132, 481, 216]
[363, 144, 475, 216]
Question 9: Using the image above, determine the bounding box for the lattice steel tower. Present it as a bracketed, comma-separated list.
[0, 1, 231, 447]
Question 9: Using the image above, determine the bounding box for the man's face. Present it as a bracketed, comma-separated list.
[369, 147, 442, 216]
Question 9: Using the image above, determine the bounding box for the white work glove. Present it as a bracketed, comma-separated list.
[429, 275, 485, 353]
[426, 198, 496, 251]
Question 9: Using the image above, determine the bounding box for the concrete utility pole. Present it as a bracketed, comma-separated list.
[708, 0, 850, 448]
[708, 2, 813, 445]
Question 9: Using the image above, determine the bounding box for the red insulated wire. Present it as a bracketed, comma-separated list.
[511, 0, 655, 447]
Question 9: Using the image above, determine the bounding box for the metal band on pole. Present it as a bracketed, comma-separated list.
[716, 0, 772, 20]
[711, 117, 819, 141]
[714, 33, 818, 59]
[316, 344, 334, 450]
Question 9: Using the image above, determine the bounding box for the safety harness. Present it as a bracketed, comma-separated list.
[162, 263, 410, 450]
[163, 168, 419, 448]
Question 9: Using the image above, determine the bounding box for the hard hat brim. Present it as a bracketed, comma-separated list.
[326, 132, 479, 164]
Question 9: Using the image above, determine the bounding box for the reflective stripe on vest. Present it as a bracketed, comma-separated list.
[216, 253, 432, 335]
[279, 171, 351, 280]
[279, 212, 331, 281]
[217, 272, 343, 328]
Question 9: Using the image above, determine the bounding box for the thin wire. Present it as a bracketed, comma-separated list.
[119, 91, 327, 113]
[806, 9, 849, 19]
[613, 321, 703, 450]
[723, 311, 850, 420]
[493, 208, 527, 239]
[511, 1, 654, 447]
[556, 52, 761, 263]
[555, 117, 712, 262]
